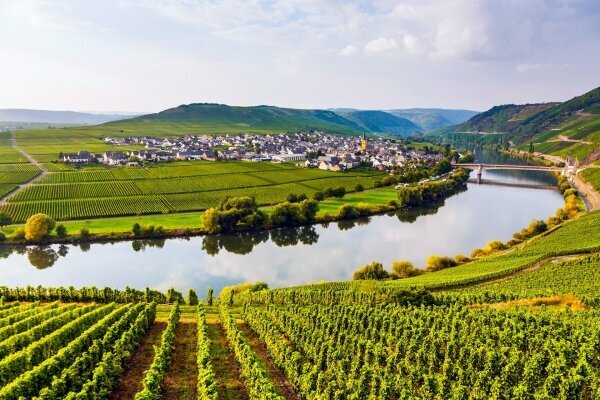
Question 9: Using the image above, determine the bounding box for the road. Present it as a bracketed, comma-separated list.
[0, 131, 48, 206]
[532, 151, 599, 212]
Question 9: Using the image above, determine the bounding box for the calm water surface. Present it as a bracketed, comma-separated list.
[0, 151, 564, 294]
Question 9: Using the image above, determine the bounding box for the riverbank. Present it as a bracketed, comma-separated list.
[0, 187, 413, 246]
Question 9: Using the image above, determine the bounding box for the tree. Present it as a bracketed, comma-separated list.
[299, 199, 319, 222]
[391, 261, 423, 279]
[132, 223, 142, 236]
[271, 202, 304, 227]
[187, 289, 199, 306]
[312, 191, 325, 202]
[25, 213, 56, 241]
[201, 208, 221, 233]
[529, 142, 534, 153]
[0, 213, 11, 230]
[55, 224, 67, 238]
[332, 186, 346, 198]
[424, 255, 457, 272]
[353, 262, 389, 280]
[206, 287, 214, 306]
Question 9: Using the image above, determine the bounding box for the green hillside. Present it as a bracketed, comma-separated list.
[453, 103, 558, 134]
[436, 87, 600, 162]
[104, 103, 364, 136]
[341, 110, 422, 136]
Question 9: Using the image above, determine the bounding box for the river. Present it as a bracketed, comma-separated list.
[0, 151, 564, 295]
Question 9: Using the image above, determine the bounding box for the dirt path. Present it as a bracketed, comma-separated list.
[205, 316, 249, 400]
[0, 130, 48, 205]
[162, 319, 199, 400]
[237, 321, 301, 400]
[109, 320, 167, 400]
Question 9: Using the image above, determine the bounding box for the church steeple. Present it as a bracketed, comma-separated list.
[360, 131, 367, 151]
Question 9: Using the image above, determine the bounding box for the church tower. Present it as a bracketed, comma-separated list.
[360, 131, 367, 151]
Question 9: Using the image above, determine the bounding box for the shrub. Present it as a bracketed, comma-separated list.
[454, 254, 471, 264]
[271, 202, 304, 227]
[332, 186, 346, 198]
[424, 255, 457, 272]
[338, 204, 360, 219]
[0, 232, 5, 242]
[313, 191, 325, 201]
[286, 193, 299, 203]
[13, 227, 26, 240]
[25, 214, 56, 241]
[353, 262, 389, 280]
[79, 228, 91, 239]
[132, 223, 142, 236]
[354, 183, 364, 192]
[391, 261, 422, 279]
[187, 289, 199, 306]
[0, 213, 11, 230]
[55, 224, 67, 238]
[483, 240, 507, 254]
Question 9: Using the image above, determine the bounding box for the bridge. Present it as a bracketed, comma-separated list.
[452, 162, 572, 183]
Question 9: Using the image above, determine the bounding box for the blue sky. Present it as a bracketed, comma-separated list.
[1, 0, 598, 112]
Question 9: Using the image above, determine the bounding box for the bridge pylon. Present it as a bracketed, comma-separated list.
[477, 164, 483, 183]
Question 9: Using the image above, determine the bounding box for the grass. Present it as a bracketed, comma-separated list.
[1, 186, 400, 238]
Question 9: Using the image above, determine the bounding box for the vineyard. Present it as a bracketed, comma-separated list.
[0, 212, 599, 399]
[0, 273, 598, 400]
[0, 161, 384, 222]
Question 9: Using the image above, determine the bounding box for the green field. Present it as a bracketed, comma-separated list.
[0, 160, 386, 223]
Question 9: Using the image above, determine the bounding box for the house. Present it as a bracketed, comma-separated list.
[271, 153, 305, 163]
[63, 151, 92, 164]
[103, 151, 128, 166]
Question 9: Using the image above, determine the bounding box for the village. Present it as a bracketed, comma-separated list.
[61, 131, 444, 171]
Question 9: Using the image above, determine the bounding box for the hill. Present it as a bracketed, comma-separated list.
[105, 103, 363, 136]
[452, 103, 558, 134]
[387, 108, 480, 131]
[0, 109, 136, 125]
[439, 86, 600, 162]
[340, 110, 422, 136]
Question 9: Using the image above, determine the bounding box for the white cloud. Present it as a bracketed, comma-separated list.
[364, 37, 397, 54]
[516, 63, 572, 72]
[339, 44, 358, 56]
[402, 34, 422, 55]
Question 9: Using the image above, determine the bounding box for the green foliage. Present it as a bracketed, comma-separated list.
[391, 261, 423, 279]
[187, 289, 199, 306]
[134, 303, 179, 400]
[55, 224, 67, 238]
[197, 304, 218, 399]
[24, 213, 56, 241]
[353, 262, 389, 280]
[0, 212, 11, 229]
[424, 255, 457, 272]
[206, 287, 214, 306]
[220, 305, 284, 399]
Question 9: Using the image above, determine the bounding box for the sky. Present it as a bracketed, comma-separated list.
[0, 0, 599, 113]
